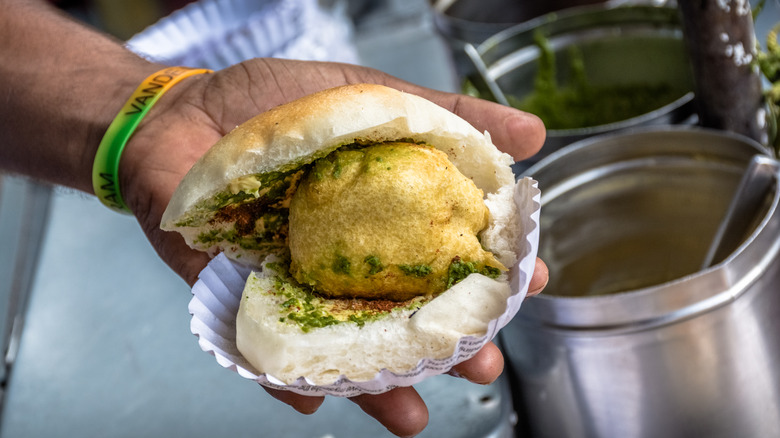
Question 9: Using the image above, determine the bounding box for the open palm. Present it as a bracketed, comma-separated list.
[119, 58, 547, 437]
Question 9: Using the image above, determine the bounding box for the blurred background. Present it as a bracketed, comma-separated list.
[1, 0, 779, 437]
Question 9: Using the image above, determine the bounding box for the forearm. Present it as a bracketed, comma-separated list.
[0, 0, 160, 193]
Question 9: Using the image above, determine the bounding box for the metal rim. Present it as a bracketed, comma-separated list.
[519, 127, 779, 332]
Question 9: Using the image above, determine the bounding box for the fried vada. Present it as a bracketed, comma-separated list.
[289, 141, 505, 301]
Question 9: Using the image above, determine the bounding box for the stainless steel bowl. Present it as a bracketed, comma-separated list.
[503, 128, 780, 437]
[431, 0, 606, 48]
[464, 5, 697, 171]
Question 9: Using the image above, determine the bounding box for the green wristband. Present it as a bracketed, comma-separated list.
[92, 66, 212, 213]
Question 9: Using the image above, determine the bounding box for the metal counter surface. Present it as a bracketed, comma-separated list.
[0, 191, 515, 438]
[0, 6, 517, 438]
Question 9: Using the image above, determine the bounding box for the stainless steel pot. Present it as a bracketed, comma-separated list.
[502, 128, 780, 437]
[431, 0, 606, 76]
[463, 5, 697, 172]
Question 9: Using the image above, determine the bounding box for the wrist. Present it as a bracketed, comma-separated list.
[92, 66, 213, 213]
[116, 70, 216, 216]
[82, 62, 171, 192]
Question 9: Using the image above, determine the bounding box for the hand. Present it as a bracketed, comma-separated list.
[121, 58, 548, 437]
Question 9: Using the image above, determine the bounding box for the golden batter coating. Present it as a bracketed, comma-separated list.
[288, 142, 505, 301]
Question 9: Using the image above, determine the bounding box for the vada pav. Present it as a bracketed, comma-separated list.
[161, 84, 532, 387]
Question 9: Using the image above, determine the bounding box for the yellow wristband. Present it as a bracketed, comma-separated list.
[92, 66, 213, 213]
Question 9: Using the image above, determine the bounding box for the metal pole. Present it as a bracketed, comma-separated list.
[678, 0, 766, 143]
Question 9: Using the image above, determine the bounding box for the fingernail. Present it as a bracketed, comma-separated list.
[527, 269, 549, 297]
[447, 368, 462, 379]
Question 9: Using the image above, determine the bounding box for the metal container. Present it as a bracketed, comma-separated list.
[431, 0, 605, 75]
[502, 128, 780, 437]
[464, 5, 696, 171]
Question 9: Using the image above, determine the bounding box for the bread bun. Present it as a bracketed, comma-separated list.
[237, 255, 513, 385]
[162, 84, 526, 386]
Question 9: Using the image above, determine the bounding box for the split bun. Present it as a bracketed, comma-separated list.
[161, 84, 526, 385]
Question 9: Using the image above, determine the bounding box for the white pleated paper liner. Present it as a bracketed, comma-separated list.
[189, 177, 541, 397]
[126, 0, 359, 70]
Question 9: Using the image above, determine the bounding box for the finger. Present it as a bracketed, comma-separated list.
[169, 239, 210, 287]
[350, 387, 429, 437]
[527, 257, 549, 298]
[448, 341, 504, 385]
[144, 227, 211, 287]
[263, 387, 325, 415]
[440, 94, 545, 160]
[390, 84, 546, 161]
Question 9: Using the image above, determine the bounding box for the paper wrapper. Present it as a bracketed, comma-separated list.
[189, 177, 541, 397]
[126, 0, 359, 70]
